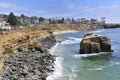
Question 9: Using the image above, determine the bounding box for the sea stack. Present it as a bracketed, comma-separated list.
[80, 33, 113, 54]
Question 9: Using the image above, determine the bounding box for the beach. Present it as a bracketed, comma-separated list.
[53, 30, 79, 35]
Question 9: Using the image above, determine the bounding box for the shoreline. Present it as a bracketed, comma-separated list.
[53, 30, 80, 35]
[0, 28, 57, 80]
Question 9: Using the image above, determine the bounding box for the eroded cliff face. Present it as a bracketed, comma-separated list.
[39, 24, 98, 32]
[0, 28, 55, 54]
[0, 28, 56, 79]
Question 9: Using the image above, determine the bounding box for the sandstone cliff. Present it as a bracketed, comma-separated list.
[0, 28, 56, 79]
[39, 24, 98, 32]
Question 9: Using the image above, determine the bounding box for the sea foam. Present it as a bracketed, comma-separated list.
[88, 29, 104, 33]
[48, 43, 59, 54]
[73, 52, 109, 58]
[47, 43, 64, 80]
[47, 57, 63, 80]
[86, 62, 120, 71]
[61, 37, 82, 45]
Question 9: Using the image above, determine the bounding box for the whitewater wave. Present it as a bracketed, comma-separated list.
[86, 62, 120, 71]
[109, 62, 120, 66]
[47, 43, 64, 80]
[48, 43, 60, 55]
[87, 67, 104, 71]
[61, 37, 82, 45]
[69, 73, 77, 80]
[73, 52, 109, 58]
[68, 66, 78, 80]
[47, 57, 64, 80]
[88, 29, 104, 33]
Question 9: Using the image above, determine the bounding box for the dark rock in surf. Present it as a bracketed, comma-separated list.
[80, 33, 113, 54]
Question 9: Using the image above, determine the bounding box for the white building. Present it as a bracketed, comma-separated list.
[0, 26, 11, 30]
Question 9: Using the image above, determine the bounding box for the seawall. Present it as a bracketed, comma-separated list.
[0, 28, 56, 79]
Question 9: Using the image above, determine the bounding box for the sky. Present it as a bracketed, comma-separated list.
[1, 0, 120, 23]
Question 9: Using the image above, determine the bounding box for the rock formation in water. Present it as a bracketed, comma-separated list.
[80, 33, 113, 54]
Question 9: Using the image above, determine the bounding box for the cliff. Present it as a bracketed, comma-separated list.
[39, 24, 99, 32]
[104, 24, 120, 28]
[0, 28, 56, 79]
[0, 28, 55, 54]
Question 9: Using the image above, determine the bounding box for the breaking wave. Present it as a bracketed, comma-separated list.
[61, 37, 82, 45]
[87, 62, 120, 71]
[47, 57, 63, 80]
[47, 43, 64, 80]
[73, 52, 109, 58]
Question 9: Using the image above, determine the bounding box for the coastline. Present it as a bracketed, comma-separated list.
[0, 24, 100, 79]
[0, 28, 57, 80]
[53, 30, 79, 35]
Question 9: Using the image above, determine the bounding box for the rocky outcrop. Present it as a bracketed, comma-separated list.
[80, 33, 113, 54]
[2, 50, 55, 80]
[0, 28, 56, 80]
[104, 24, 120, 28]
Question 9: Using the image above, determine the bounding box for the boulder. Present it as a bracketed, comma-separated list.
[80, 33, 113, 54]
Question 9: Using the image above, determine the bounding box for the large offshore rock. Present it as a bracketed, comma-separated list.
[80, 33, 113, 54]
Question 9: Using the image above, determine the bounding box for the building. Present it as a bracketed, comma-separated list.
[30, 16, 39, 24]
[41, 19, 50, 24]
[76, 19, 81, 23]
[101, 17, 106, 25]
[0, 14, 8, 26]
[90, 19, 98, 24]
[0, 26, 11, 30]
[0, 14, 8, 21]
[0, 21, 9, 26]
[81, 18, 86, 24]
[24, 16, 31, 24]
[65, 18, 71, 24]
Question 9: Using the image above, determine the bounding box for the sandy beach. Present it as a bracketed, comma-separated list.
[53, 30, 79, 35]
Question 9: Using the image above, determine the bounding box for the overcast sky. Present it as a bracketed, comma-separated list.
[1, 0, 120, 23]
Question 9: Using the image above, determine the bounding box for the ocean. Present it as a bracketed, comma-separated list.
[47, 28, 120, 80]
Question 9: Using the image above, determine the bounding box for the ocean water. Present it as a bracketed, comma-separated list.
[47, 28, 120, 80]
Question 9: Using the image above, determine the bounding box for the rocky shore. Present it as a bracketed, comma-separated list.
[104, 24, 120, 28]
[0, 23, 102, 79]
[0, 28, 56, 80]
[2, 50, 55, 80]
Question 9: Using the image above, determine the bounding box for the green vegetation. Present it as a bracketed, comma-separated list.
[7, 12, 20, 26]
[17, 46, 24, 52]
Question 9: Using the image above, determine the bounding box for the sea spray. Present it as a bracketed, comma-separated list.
[61, 37, 82, 45]
[48, 43, 59, 54]
[47, 57, 63, 80]
[73, 52, 110, 58]
[47, 43, 64, 80]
